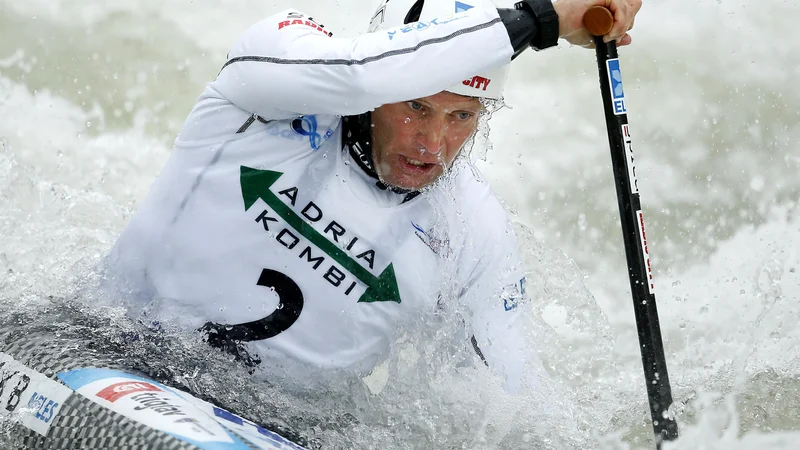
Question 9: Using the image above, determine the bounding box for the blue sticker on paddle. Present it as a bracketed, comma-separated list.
[606, 58, 627, 115]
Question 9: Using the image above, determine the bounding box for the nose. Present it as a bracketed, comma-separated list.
[415, 114, 447, 157]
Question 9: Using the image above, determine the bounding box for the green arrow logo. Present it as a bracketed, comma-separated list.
[240, 166, 401, 304]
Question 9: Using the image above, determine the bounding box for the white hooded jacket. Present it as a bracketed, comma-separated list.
[106, 5, 533, 393]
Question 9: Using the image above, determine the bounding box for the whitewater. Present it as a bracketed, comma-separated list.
[1, 0, 799, 448]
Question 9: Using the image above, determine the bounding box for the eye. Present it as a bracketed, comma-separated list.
[456, 111, 473, 120]
[408, 101, 424, 111]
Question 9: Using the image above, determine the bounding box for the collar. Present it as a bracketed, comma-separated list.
[342, 113, 421, 204]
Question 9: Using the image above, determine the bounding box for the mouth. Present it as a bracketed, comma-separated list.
[376, 154, 445, 190]
[399, 155, 438, 172]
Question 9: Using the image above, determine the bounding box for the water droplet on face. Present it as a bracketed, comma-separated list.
[404, 117, 411, 124]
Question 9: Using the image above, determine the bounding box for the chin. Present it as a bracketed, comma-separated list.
[381, 174, 438, 191]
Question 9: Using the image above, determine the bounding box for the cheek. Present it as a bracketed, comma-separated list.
[375, 112, 414, 140]
[386, 120, 417, 146]
[371, 118, 394, 155]
[444, 127, 475, 160]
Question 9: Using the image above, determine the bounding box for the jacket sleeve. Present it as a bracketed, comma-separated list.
[210, 8, 514, 119]
[468, 247, 533, 394]
[458, 189, 540, 395]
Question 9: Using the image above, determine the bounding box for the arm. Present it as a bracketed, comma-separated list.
[211, 7, 532, 119]
[458, 190, 537, 395]
[468, 254, 533, 395]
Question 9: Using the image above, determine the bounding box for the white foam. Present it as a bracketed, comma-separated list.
[0, 76, 169, 298]
[2, 0, 800, 447]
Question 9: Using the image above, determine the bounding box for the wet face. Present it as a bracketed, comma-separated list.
[370, 91, 482, 190]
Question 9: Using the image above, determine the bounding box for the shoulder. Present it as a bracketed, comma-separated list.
[432, 162, 523, 289]
[451, 161, 514, 236]
[267, 9, 335, 39]
[229, 9, 334, 57]
[274, 11, 334, 37]
[427, 161, 518, 262]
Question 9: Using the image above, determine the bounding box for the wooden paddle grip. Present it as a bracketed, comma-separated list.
[583, 6, 614, 36]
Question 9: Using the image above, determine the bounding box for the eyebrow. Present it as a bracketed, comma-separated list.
[413, 99, 482, 112]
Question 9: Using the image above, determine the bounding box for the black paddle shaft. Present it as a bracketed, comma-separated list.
[592, 38, 679, 446]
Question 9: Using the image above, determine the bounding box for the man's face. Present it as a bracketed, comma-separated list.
[370, 91, 482, 190]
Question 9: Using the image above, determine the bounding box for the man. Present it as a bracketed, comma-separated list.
[104, 0, 640, 397]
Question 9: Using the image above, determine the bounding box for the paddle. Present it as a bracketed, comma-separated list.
[582, 6, 679, 448]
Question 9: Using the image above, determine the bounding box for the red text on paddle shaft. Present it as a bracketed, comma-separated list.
[637, 211, 655, 294]
[463, 76, 491, 91]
